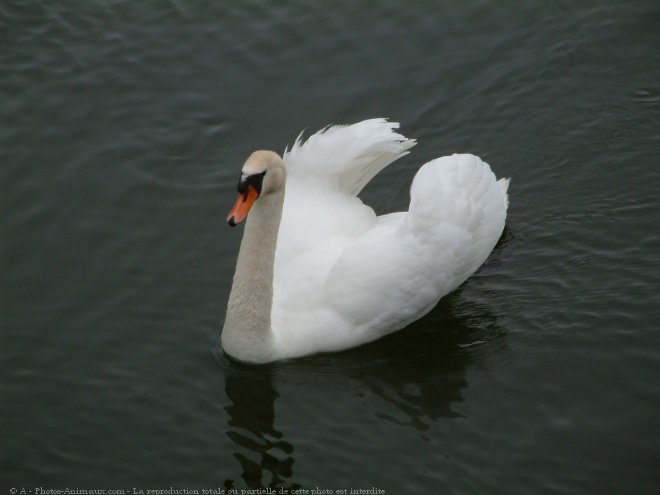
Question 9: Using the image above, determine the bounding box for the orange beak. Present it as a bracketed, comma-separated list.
[227, 185, 259, 226]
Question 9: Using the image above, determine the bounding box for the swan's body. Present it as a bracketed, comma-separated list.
[222, 119, 509, 364]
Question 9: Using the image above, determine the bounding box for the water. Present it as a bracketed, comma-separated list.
[2, 1, 659, 493]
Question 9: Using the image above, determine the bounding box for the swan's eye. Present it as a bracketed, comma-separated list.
[237, 171, 266, 195]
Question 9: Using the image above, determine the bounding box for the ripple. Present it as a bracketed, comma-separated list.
[3, 0, 660, 492]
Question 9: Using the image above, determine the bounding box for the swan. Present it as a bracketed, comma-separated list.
[221, 119, 509, 364]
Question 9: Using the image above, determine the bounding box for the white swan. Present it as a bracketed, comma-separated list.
[221, 119, 509, 364]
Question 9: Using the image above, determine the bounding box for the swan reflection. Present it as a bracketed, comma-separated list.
[217, 286, 504, 487]
[219, 358, 299, 490]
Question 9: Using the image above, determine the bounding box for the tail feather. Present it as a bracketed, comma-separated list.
[498, 177, 510, 209]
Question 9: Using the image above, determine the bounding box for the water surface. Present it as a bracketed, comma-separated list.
[2, 1, 660, 493]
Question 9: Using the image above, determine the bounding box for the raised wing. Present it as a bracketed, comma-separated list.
[283, 118, 416, 196]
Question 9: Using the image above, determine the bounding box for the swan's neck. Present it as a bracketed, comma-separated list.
[222, 187, 284, 363]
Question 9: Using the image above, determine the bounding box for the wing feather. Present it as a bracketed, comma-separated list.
[283, 118, 416, 195]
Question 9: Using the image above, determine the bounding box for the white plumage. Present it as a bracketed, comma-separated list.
[222, 119, 509, 363]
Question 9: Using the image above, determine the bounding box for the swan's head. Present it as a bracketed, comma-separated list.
[227, 150, 286, 227]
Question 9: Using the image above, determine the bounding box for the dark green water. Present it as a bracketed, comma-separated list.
[2, 1, 660, 493]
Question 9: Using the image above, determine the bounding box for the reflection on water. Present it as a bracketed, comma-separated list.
[214, 271, 505, 487]
[219, 360, 300, 490]
[326, 292, 504, 430]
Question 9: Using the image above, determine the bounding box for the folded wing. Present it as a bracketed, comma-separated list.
[323, 154, 509, 347]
